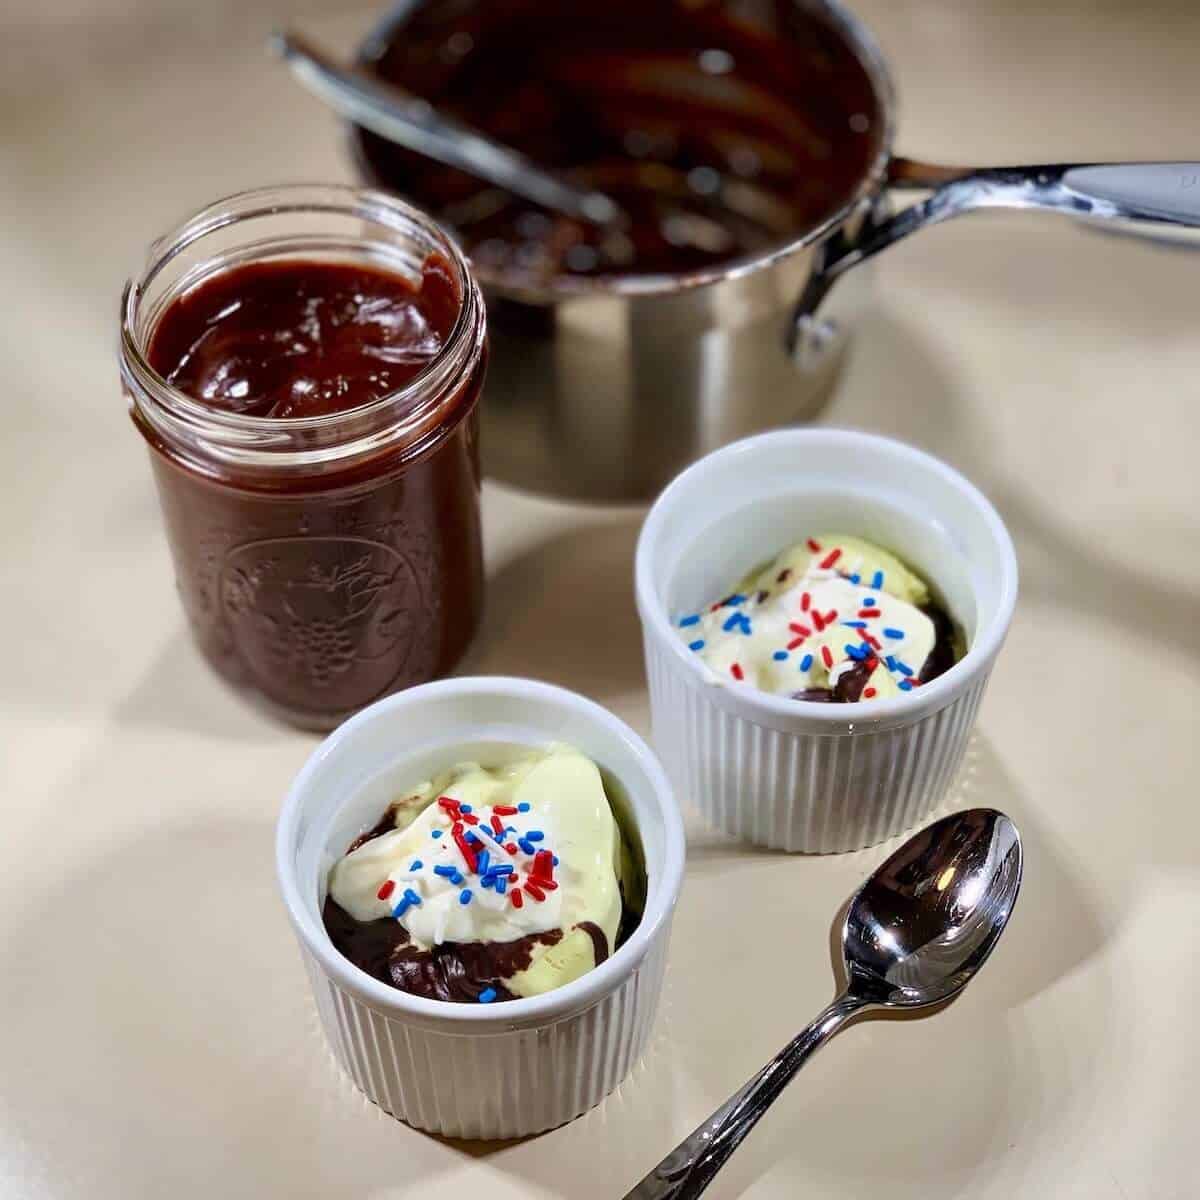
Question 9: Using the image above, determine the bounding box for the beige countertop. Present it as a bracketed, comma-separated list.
[3, 2, 1198, 1196]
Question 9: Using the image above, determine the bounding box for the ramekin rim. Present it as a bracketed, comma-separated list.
[276, 676, 686, 1028]
[634, 427, 1018, 725]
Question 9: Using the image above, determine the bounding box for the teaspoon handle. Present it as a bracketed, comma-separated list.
[624, 992, 867, 1200]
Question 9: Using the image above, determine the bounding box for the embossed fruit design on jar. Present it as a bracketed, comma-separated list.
[120, 186, 487, 729]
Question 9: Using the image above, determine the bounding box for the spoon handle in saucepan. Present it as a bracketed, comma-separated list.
[623, 992, 869, 1200]
[268, 31, 622, 229]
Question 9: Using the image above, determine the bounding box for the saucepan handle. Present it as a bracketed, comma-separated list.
[790, 159, 1200, 362]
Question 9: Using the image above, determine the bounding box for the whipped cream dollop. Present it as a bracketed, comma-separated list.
[327, 745, 631, 999]
[677, 534, 951, 702]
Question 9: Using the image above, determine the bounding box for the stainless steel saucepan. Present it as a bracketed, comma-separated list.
[349, 0, 1200, 502]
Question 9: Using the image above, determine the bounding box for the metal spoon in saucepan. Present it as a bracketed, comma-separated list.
[268, 30, 625, 232]
[626, 807, 1023, 1200]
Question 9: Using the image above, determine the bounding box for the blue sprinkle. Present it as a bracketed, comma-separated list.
[842, 620, 867, 629]
[450, 870, 464, 886]
[845, 643, 867, 661]
[465, 831, 480, 845]
[724, 593, 747, 607]
[459, 804, 472, 814]
[883, 628, 904, 640]
[430, 829, 443, 839]
[433, 865, 457, 879]
[863, 597, 876, 606]
[480, 874, 494, 889]
[773, 650, 789, 661]
[525, 830, 544, 842]
[898, 679, 913, 691]
[485, 864, 514, 877]
[799, 653, 814, 672]
[688, 639, 706, 652]
[475, 849, 491, 875]
[720, 611, 752, 635]
[871, 570, 884, 589]
[552, 856, 559, 866]
[495, 876, 507, 895]
[885, 655, 898, 672]
[849, 573, 861, 584]
[506, 825, 517, 835]
[478, 987, 498, 1004]
[517, 802, 531, 813]
[403, 888, 421, 907]
[409, 859, 423, 871]
[459, 889, 473, 905]
[391, 900, 411, 919]
[678, 614, 701, 628]
[518, 837, 536, 855]
[895, 660, 914, 677]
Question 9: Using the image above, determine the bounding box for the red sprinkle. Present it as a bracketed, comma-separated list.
[786, 637, 806, 651]
[491, 805, 518, 817]
[864, 634, 882, 650]
[800, 591, 811, 612]
[506, 842, 519, 855]
[524, 880, 547, 902]
[452, 822, 478, 873]
[821, 645, 834, 669]
[812, 611, 826, 632]
[510, 888, 524, 909]
[863, 687, 877, 699]
[461, 812, 479, 826]
[535, 878, 558, 891]
[819, 548, 842, 569]
[789, 623, 811, 637]
[823, 610, 838, 625]
[376, 880, 395, 901]
[858, 608, 881, 618]
[731, 663, 744, 681]
[437, 796, 461, 815]
[807, 538, 822, 553]
[490, 814, 505, 836]
[532, 849, 555, 880]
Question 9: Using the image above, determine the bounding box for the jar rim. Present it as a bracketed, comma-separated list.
[120, 183, 486, 477]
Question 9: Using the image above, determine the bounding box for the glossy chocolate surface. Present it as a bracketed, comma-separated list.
[356, 0, 883, 280]
[150, 258, 460, 418]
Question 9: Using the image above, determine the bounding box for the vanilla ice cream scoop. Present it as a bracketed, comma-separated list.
[324, 745, 638, 1003]
[677, 534, 960, 702]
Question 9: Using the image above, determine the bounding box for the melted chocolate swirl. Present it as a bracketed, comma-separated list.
[322, 895, 564, 1003]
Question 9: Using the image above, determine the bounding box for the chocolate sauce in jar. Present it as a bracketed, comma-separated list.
[122, 188, 489, 731]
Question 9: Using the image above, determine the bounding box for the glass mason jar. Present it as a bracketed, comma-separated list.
[120, 185, 488, 731]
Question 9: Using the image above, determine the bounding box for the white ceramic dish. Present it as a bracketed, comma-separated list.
[276, 677, 686, 1139]
[635, 428, 1018, 853]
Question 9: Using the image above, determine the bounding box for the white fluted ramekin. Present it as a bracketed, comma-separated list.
[276, 677, 685, 1138]
[636, 428, 1017, 853]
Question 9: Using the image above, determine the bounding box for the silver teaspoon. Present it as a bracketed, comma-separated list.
[626, 808, 1023, 1200]
[268, 30, 625, 231]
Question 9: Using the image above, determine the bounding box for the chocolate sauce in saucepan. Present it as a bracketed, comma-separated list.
[356, 0, 883, 280]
